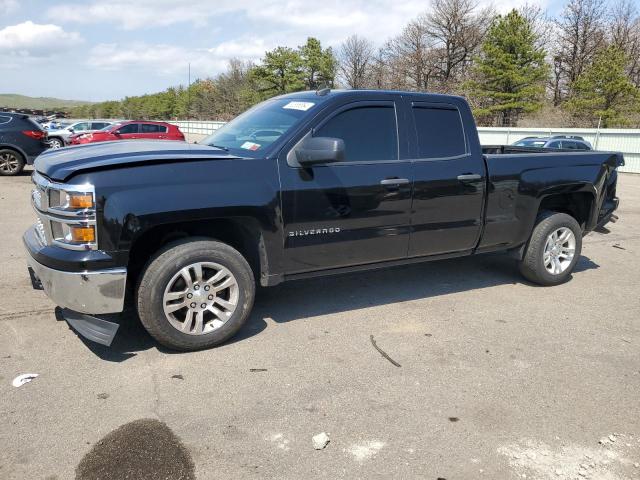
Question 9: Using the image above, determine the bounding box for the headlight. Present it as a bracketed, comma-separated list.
[31, 173, 98, 251]
[48, 186, 95, 212]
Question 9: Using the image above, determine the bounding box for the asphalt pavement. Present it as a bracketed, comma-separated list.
[1, 168, 639, 480]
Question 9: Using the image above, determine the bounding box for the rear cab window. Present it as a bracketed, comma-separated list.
[411, 103, 466, 159]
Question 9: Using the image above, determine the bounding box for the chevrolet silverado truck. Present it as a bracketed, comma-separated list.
[24, 90, 622, 351]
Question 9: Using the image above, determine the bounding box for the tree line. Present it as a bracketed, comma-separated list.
[72, 0, 640, 128]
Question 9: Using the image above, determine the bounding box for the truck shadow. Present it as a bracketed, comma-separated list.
[72, 253, 599, 361]
[230, 252, 600, 344]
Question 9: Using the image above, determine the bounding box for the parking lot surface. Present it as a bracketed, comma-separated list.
[1, 169, 639, 480]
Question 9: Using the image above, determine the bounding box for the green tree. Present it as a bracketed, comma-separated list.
[250, 46, 305, 98]
[299, 37, 336, 89]
[466, 9, 548, 126]
[566, 45, 639, 127]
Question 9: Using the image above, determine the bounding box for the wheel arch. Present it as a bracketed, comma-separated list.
[536, 190, 595, 230]
[127, 217, 270, 289]
[0, 144, 28, 161]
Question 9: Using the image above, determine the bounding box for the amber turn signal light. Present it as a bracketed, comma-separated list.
[70, 226, 95, 243]
[68, 194, 94, 209]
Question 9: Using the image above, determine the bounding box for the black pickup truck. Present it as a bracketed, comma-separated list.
[24, 90, 622, 351]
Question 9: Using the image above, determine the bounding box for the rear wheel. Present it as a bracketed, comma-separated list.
[518, 212, 582, 286]
[136, 238, 255, 351]
[48, 137, 64, 149]
[0, 149, 25, 176]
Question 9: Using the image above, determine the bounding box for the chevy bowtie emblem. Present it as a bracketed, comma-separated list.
[288, 227, 341, 237]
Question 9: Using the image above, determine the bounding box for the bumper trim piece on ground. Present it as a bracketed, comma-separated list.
[61, 308, 120, 346]
[26, 252, 127, 314]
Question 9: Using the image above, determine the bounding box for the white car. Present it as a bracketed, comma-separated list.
[47, 120, 113, 149]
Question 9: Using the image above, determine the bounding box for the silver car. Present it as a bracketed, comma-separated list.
[512, 135, 593, 150]
[47, 120, 113, 149]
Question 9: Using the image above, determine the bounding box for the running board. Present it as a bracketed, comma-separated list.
[61, 309, 119, 346]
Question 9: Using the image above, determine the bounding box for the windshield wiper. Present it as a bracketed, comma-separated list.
[207, 144, 229, 152]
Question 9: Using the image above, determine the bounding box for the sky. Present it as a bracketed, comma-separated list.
[0, 0, 551, 102]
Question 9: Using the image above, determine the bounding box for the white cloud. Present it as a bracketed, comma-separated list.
[86, 38, 271, 76]
[48, 0, 546, 41]
[0, 0, 19, 13]
[0, 21, 82, 57]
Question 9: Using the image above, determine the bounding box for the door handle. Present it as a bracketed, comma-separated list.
[380, 178, 410, 185]
[457, 174, 481, 182]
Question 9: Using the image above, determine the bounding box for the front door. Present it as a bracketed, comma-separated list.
[279, 100, 412, 274]
[115, 123, 140, 140]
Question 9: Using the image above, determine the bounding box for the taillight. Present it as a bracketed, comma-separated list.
[22, 130, 46, 140]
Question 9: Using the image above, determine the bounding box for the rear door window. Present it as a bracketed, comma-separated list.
[412, 104, 466, 159]
[141, 124, 168, 133]
[314, 105, 398, 162]
[91, 122, 110, 130]
[547, 141, 562, 149]
[73, 122, 90, 131]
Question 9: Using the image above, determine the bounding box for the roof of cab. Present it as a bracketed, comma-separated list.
[274, 89, 466, 103]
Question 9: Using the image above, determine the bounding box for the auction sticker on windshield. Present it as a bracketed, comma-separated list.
[283, 101, 315, 111]
[240, 141, 261, 151]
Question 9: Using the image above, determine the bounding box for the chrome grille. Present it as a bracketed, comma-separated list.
[31, 187, 43, 211]
[35, 215, 47, 246]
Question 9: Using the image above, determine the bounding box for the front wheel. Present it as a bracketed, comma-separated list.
[136, 238, 255, 351]
[518, 212, 582, 286]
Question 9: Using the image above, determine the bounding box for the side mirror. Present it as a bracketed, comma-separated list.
[113, 130, 121, 136]
[295, 137, 345, 166]
[68, 127, 74, 133]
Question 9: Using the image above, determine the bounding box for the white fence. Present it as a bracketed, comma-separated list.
[477, 127, 640, 173]
[170, 121, 226, 136]
[167, 121, 640, 174]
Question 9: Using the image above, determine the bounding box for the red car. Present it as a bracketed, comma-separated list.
[69, 121, 185, 145]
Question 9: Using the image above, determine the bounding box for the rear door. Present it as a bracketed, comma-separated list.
[140, 123, 168, 139]
[278, 99, 413, 273]
[407, 99, 486, 257]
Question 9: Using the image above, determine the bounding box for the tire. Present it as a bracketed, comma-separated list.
[136, 238, 255, 351]
[48, 137, 64, 149]
[0, 149, 25, 176]
[518, 211, 582, 286]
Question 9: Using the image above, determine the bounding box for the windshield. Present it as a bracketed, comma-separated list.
[200, 98, 318, 157]
[102, 122, 122, 132]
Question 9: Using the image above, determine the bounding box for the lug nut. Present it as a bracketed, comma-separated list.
[208, 295, 214, 300]
[204, 285, 210, 291]
[194, 284, 200, 290]
[201, 303, 207, 309]
[190, 302, 196, 308]
[187, 293, 193, 299]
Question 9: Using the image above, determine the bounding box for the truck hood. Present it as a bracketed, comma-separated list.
[35, 140, 239, 182]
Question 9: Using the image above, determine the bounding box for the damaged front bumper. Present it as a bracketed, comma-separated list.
[26, 253, 127, 315]
[24, 225, 126, 345]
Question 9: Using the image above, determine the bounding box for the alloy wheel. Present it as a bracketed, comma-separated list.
[162, 262, 239, 335]
[543, 227, 576, 275]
